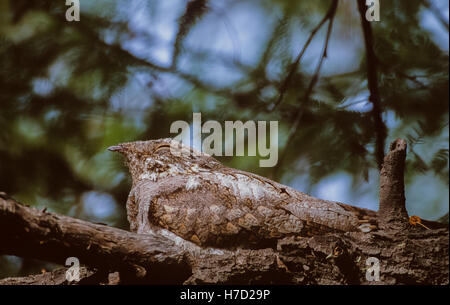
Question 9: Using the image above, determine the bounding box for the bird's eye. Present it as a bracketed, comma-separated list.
[155, 144, 171, 152]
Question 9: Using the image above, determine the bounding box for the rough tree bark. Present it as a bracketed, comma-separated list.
[378, 139, 409, 230]
[0, 139, 448, 285]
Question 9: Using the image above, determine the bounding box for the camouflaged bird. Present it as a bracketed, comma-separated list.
[109, 139, 377, 249]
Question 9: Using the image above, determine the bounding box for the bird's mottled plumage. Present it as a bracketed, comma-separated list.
[110, 138, 377, 249]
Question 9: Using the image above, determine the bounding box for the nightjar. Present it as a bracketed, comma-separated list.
[109, 138, 377, 249]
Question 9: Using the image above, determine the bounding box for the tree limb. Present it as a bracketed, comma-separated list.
[421, 0, 449, 31]
[0, 197, 448, 284]
[0, 193, 285, 284]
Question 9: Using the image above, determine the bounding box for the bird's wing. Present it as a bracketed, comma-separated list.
[223, 167, 378, 232]
[130, 169, 378, 249]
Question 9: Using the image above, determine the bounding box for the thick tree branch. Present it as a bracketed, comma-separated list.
[0, 193, 287, 284]
[0, 193, 190, 283]
[0, 193, 448, 285]
[0, 267, 101, 285]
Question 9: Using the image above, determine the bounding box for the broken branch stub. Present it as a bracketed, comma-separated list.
[378, 138, 409, 230]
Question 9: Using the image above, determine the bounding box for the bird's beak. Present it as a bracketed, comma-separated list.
[108, 145, 124, 152]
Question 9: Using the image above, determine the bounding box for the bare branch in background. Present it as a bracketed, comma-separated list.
[357, 0, 387, 170]
[273, 0, 338, 179]
[421, 0, 449, 31]
[273, 0, 340, 110]
[172, 0, 209, 69]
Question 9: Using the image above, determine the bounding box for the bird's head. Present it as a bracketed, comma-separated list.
[108, 138, 220, 184]
[108, 138, 175, 156]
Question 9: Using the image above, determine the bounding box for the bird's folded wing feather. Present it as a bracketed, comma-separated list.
[128, 169, 377, 248]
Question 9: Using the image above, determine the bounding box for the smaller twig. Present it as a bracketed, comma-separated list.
[421, 0, 449, 31]
[273, 0, 339, 110]
[172, 0, 209, 69]
[396, 71, 428, 90]
[272, 0, 338, 179]
[357, 0, 387, 170]
[378, 62, 429, 90]
[337, 98, 369, 110]
[409, 216, 431, 230]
